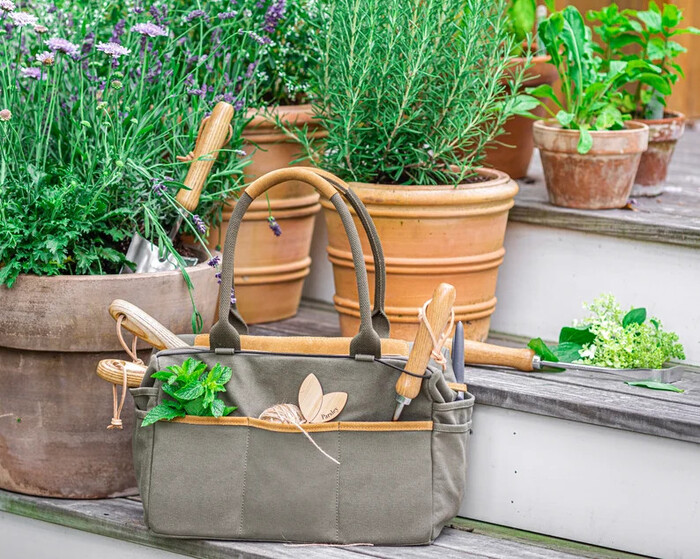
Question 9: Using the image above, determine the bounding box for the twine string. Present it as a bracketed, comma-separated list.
[108, 316, 144, 430]
[417, 298, 455, 372]
[259, 404, 340, 465]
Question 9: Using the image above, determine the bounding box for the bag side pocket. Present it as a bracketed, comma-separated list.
[431, 394, 474, 539]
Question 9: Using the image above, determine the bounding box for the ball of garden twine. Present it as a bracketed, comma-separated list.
[258, 404, 339, 465]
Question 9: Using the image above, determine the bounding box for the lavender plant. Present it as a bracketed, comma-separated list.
[0, 0, 284, 290]
[310, 0, 535, 186]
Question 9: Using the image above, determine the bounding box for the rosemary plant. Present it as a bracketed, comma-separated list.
[310, 0, 534, 186]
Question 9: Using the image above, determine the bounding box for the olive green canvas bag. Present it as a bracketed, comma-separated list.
[131, 168, 474, 545]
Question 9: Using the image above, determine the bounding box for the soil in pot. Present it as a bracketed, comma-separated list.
[211, 105, 323, 324]
[321, 169, 518, 342]
[0, 263, 218, 498]
[533, 120, 649, 210]
[631, 111, 686, 197]
[483, 55, 559, 180]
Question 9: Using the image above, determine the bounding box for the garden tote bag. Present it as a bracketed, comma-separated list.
[131, 167, 474, 544]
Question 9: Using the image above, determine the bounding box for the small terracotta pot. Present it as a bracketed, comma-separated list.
[211, 104, 324, 323]
[631, 110, 686, 197]
[0, 263, 219, 498]
[533, 120, 649, 210]
[321, 169, 518, 342]
[483, 55, 559, 180]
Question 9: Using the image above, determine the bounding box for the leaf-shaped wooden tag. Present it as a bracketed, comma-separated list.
[298, 374, 323, 422]
[310, 392, 348, 423]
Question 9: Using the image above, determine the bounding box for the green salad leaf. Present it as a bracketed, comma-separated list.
[625, 381, 684, 393]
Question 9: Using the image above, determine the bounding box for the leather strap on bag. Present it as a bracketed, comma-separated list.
[210, 168, 383, 358]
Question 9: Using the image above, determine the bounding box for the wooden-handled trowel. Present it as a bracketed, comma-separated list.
[122, 101, 234, 273]
[393, 283, 456, 421]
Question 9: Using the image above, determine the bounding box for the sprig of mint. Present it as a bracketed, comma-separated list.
[141, 358, 237, 427]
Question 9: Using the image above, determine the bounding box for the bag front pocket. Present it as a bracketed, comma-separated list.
[146, 419, 249, 538]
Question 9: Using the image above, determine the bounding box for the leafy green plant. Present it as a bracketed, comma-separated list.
[142, 359, 237, 427]
[588, 1, 700, 119]
[506, 0, 554, 53]
[528, 294, 685, 370]
[308, 0, 535, 185]
[530, 6, 664, 154]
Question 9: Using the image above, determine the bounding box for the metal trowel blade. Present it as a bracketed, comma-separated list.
[120, 232, 198, 274]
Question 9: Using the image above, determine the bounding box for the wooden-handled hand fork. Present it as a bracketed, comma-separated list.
[393, 283, 456, 421]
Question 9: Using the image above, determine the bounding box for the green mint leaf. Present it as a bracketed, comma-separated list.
[559, 326, 596, 345]
[625, 381, 684, 393]
[217, 365, 232, 385]
[151, 370, 175, 382]
[141, 403, 185, 427]
[210, 399, 225, 418]
[174, 382, 205, 401]
[623, 308, 647, 327]
[183, 398, 207, 416]
[223, 406, 237, 416]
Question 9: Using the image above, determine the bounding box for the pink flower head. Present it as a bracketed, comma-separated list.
[36, 51, 55, 65]
[0, 1, 16, 13]
[45, 37, 80, 57]
[96, 41, 131, 59]
[131, 22, 168, 37]
[9, 11, 37, 26]
[20, 67, 45, 80]
[0, 109, 12, 122]
[34, 25, 49, 34]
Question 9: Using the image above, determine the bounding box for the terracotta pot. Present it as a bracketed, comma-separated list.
[0, 263, 218, 498]
[483, 55, 559, 180]
[631, 111, 686, 197]
[212, 104, 324, 323]
[533, 120, 649, 210]
[321, 169, 518, 342]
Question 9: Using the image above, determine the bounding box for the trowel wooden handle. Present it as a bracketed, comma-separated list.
[109, 299, 189, 350]
[463, 340, 535, 371]
[176, 102, 234, 211]
[396, 284, 456, 401]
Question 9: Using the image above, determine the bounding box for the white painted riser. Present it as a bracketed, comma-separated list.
[461, 405, 700, 559]
[303, 215, 700, 365]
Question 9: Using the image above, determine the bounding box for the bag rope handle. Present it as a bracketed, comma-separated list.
[107, 315, 144, 430]
[417, 298, 454, 372]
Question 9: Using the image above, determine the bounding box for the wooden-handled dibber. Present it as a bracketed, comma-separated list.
[393, 283, 456, 421]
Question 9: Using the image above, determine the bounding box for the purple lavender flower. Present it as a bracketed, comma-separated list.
[215, 272, 222, 284]
[20, 67, 45, 80]
[0, 1, 16, 13]
[149, 5, 168, 25]
[96, 41, 130, 59]
[9, 12, 37, 27]
[36, 51, 54, 65]
[233, 98, 244, 111]
[263, 0, 286, 34]
[132, 6, 144, 14]
[245, 61, 257, 78]
[185, 9, 209, 23]
[45, 37, 80, 57]
[245, 30, 272, 45]
[192, 215, 207, 234]
[217, 11, 237, 20]
[81, 32, 95, 56]
[230, 289, 236, 305]
[207, 255, 220, 268]
[151, 178, 167, 196]
[234, 149, 247, 157]
[131, 22, 168, 38]
[268, 216, 282, 237]
[110, 18, 126, 43]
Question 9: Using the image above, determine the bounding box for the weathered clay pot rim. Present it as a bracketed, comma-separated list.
[534, 119, 648, 136]
[630, 110, 685, 126]
[7, 258, 212, 284]
[346, 167, 513, 191]
[244, 103, 324, 135]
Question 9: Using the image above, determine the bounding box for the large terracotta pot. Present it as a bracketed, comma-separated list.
[533, 120, 649, 210]
[631, 110, 686, 197]
[0, 263, 218, 498]
[212, 105, 323, 323]
[321, 169, 518, 342]
[483, 55, 559, 180]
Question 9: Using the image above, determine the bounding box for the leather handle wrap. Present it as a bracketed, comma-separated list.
[210, 168, 382, 358]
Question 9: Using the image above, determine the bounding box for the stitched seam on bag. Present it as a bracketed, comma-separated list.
[170, 417, 433, 432]
[238, 424, 250, 537]
[335, 428, 340, 544]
